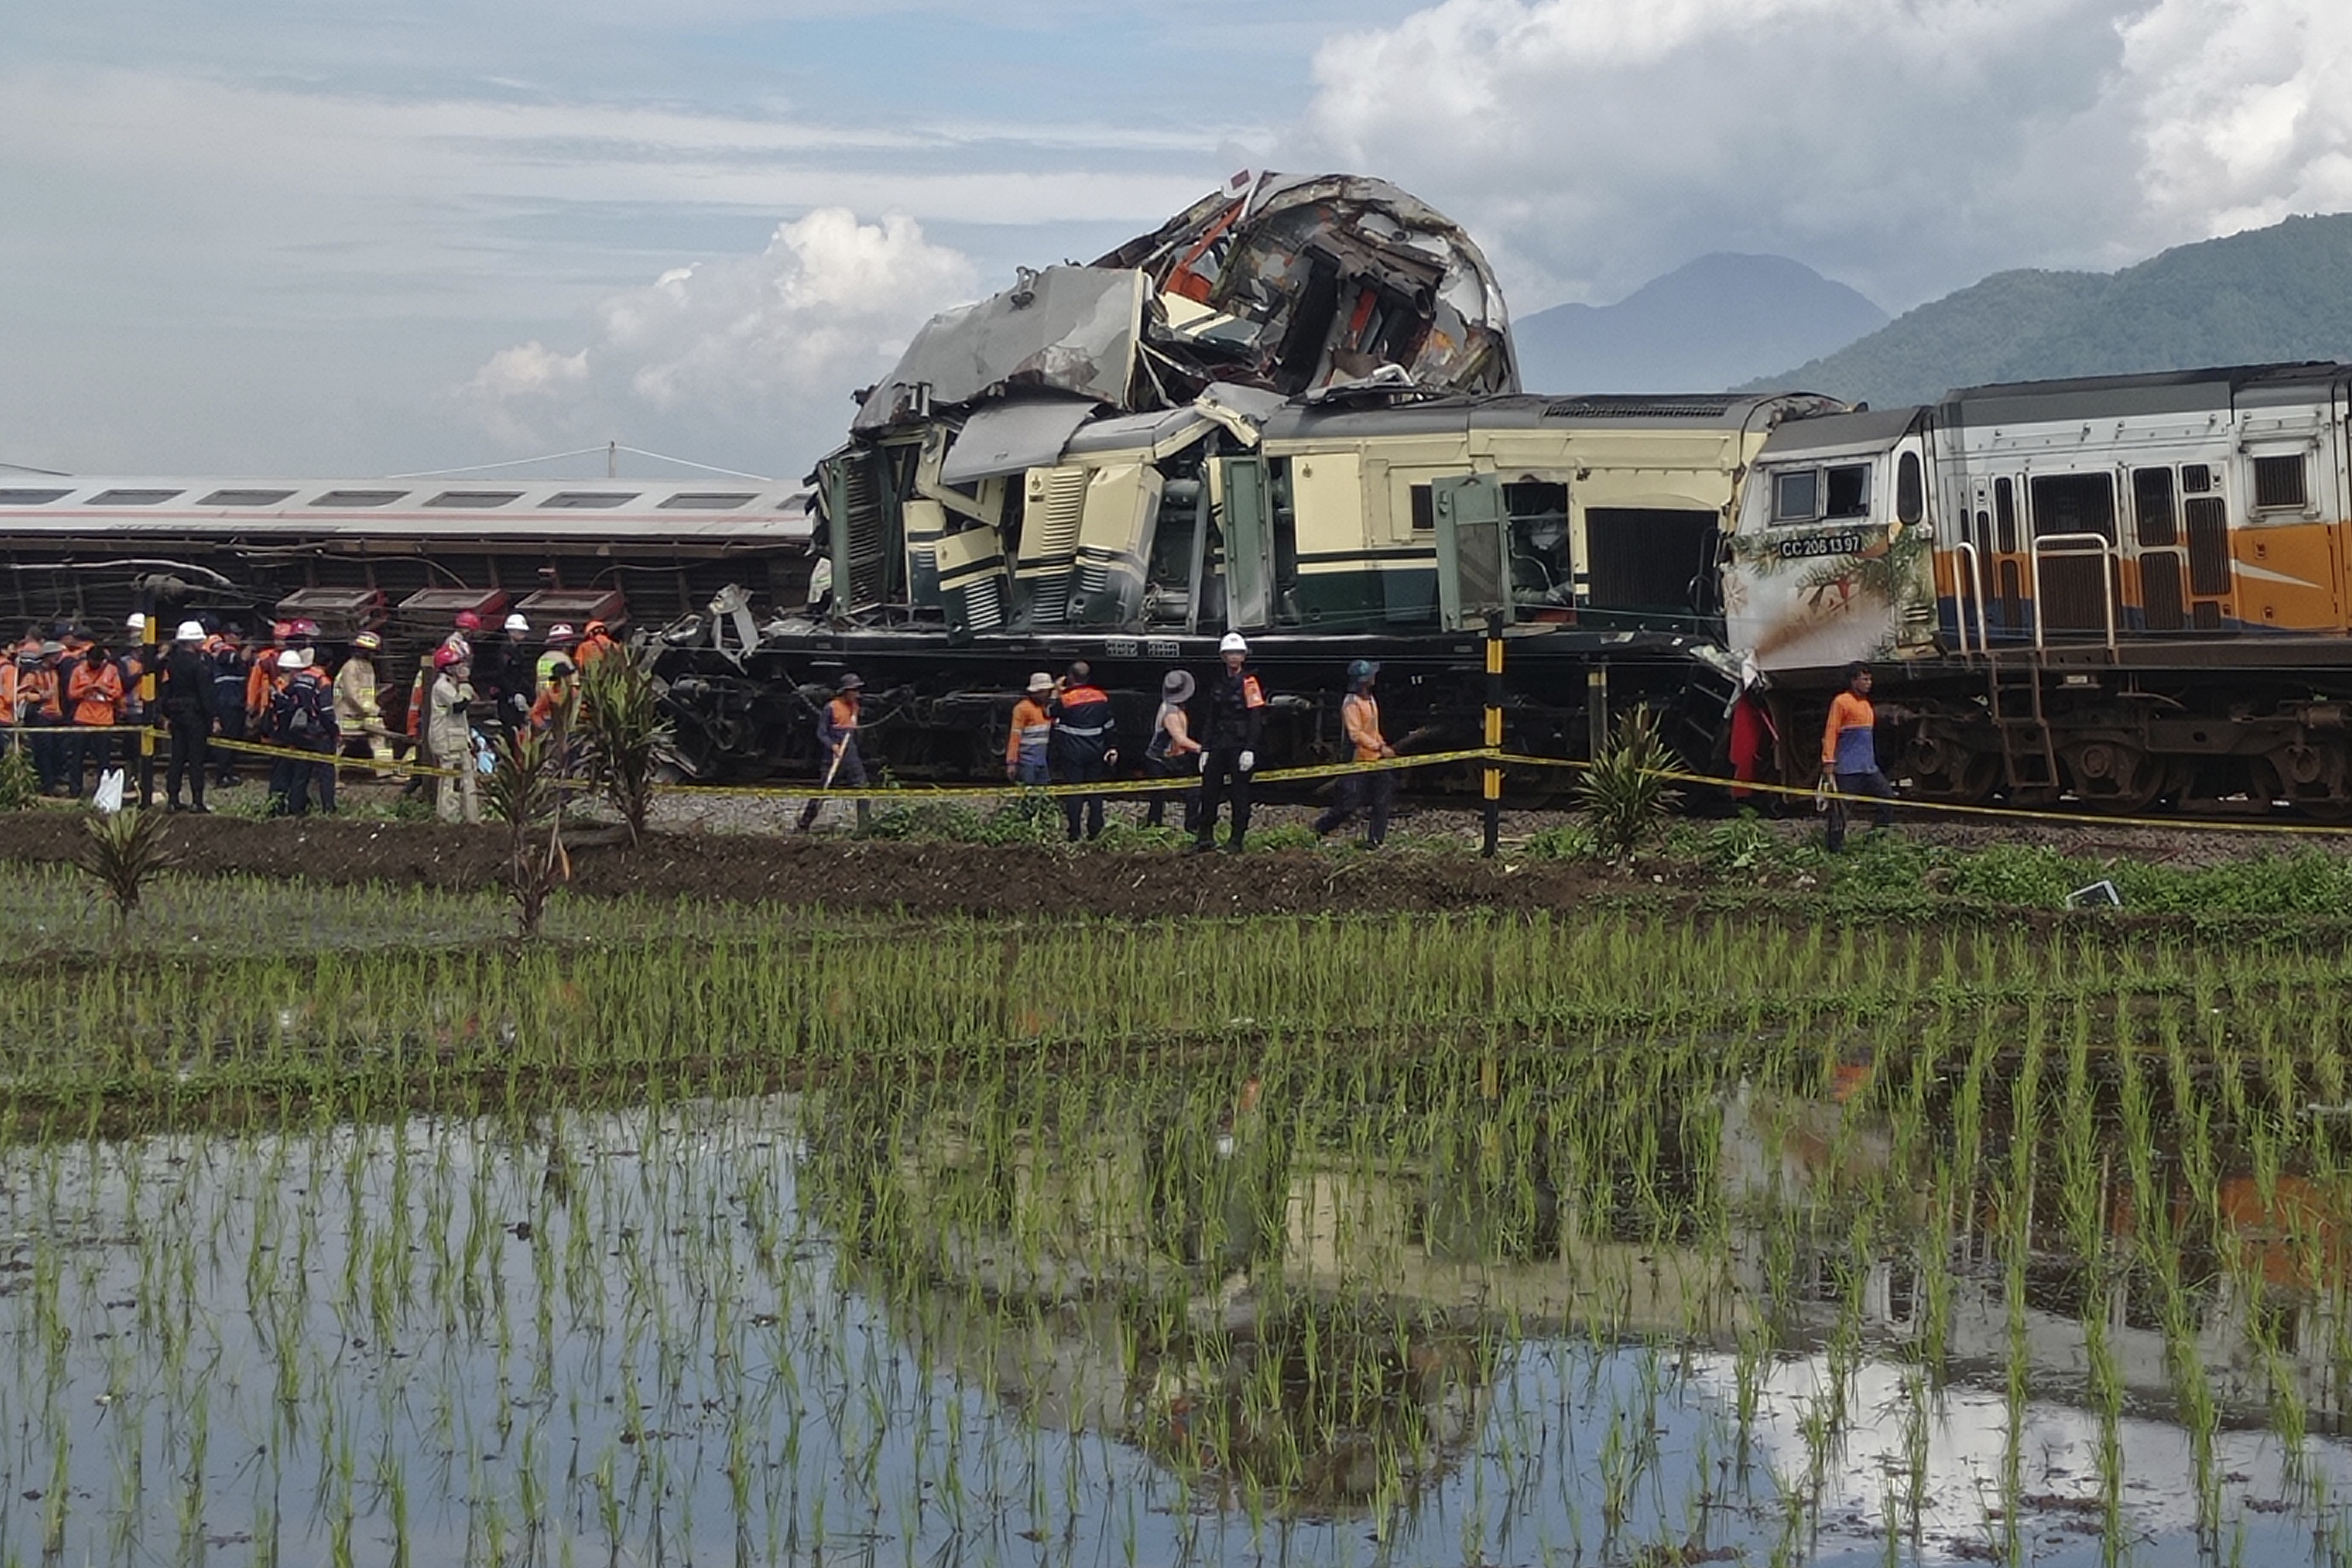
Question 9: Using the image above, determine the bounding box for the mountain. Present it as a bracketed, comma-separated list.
[1511, 253, 1888, 395]
[1744, 212, 2352, 407]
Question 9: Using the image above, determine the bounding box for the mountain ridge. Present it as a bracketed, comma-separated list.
[1741, 212, 2352, 405]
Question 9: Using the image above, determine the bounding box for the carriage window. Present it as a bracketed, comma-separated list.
[2181, 463, 2213, 494]
[1895, 452, 1923, 525]
[2253, 454, 2308, 511]
[1408, 484, 1435, 532]
[1994, 478, 2017, 553]
[2132, 467, 2176, 547]
[1824, 463, 1871, 519]
[1772, 469, 1818, 523]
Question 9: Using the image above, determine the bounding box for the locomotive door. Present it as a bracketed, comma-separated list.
[2127, 464, 2188, 633]
[1432, 474, 1513, 632]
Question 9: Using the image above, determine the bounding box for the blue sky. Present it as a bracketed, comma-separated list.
[4, 0, 2349, 481]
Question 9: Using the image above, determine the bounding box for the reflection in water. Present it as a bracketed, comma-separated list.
[7, 1043, 2352, 1565]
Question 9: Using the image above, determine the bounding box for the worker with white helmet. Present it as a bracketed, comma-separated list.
[1188, 632, 1269, 854]
[265, 647, 338, 816]
[536, 623, 577, 698]
[474, 611, 534, 742]
[158, 618, 218, 812]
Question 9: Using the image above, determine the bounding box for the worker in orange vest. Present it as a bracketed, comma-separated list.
[797, 672, 867, 832]
[20, 642, 66, 794]
[574, 619, 619, 670]
[1006, 672, 1053, 784]
[1312, 659, 1395, 848]
[66, 642, 126, 796]
[1048, 660, 1116, 841]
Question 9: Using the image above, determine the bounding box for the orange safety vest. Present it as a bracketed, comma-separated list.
[245, 648, 281, 717]
[1006, 695, 1051, 766]
[528, 680, 575, 731]
[576, 630, 617, 668]
[1342, 692, 1386, 762]
[69, 660, 123, 726]
[0, 662, 15, 723]
[26, 665, 62, 719]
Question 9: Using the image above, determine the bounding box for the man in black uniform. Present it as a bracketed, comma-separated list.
[1189, 632, 1267, 855]
[477, 612, 534, 742]
[158, 620, 218, 812]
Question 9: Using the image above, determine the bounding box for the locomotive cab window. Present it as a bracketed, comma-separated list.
[1772, 470, 1818, 523]
[1771, 463, 1870, 524]
[1824, 463, 1871, 519]
[2252, 453, 2308, 512]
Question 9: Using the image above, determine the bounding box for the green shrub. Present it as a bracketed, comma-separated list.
[1579, 706, 1681, 858]
[0, 742, 37, 812]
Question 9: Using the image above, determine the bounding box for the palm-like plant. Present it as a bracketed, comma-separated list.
[487, 720, 570, 939]
[578, 653, 671, 845]
[79, 808, 177, 922]
[1579, 706, 1683, 859]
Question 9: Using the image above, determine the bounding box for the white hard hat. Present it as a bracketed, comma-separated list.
[126, 613, 146, 630]
[1219, 632, 1249, 654]
[504, 613, 529, 634]
[1026, 671, 1054, 694]
[278, 649, 309, 672]
[175, 620, 205, 642]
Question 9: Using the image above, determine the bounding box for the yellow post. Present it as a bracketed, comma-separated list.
[1483, 611, 1503, 857]
[139, 598, 159, 807]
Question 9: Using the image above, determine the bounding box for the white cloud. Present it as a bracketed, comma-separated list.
[1298, 0, 2352, 313]
[2122, 0, 2352, 235]
[457, 209, 977, 468]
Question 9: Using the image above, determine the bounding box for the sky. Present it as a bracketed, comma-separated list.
[3, 0, 2350, 483]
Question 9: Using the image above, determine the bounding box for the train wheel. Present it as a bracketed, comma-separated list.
[1904, 735, 1998, 805]
[2062, 741, 2164, 815]
[2267, 741, 2352, 820]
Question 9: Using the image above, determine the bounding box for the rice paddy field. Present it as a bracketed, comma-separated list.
[10, 859, 2352, 1565]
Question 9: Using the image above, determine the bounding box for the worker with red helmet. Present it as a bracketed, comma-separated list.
[426, 643, 480, 824]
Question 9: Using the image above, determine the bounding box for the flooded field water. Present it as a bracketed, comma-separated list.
[10, 1028, 2352, 1567]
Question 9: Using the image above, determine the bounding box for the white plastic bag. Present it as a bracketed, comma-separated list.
[93, 768, 126, 814]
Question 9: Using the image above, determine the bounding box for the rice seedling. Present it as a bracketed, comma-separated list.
[9, 883, 2352, 1564]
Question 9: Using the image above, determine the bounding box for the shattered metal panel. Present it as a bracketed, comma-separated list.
[938, 397, 1098, 485]
[1097, 170, 1515, 405]
[856, 267, 1146, 432]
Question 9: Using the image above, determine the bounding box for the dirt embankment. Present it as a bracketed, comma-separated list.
[0, 812, 1627, 919]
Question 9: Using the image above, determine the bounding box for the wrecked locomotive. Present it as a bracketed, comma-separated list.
[653, 172, 1836, 785]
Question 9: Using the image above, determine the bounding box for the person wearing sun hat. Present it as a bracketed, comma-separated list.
[158, 618, 219, 812]
[1141, 668, 1203, 831]
[1006, 671, 1054, 785]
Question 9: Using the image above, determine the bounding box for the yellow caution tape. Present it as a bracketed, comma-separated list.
[1490, 751, 2352, 838]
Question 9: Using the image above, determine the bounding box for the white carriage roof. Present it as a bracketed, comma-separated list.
[0, 478, 813, 545]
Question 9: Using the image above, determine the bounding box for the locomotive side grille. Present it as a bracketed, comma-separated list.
[2138, 552, 2185, 631]
[961, 576, 1003, 631]
[843, 456, 890, 611]
[1026, 468, 1089, 561]
[2185, 498, 2231, 598]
